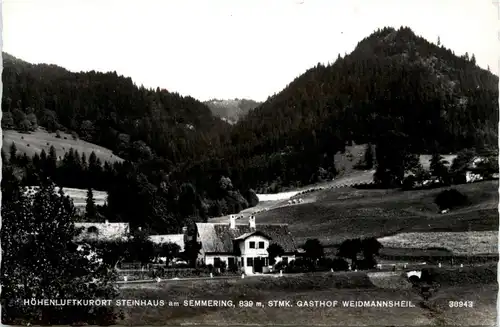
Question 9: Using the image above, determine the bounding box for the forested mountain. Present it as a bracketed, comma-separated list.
[2, 26, 498, 231]
[1, 52, 252, 233]
[180, 26, 498, 191]
[2, 52, 230, 164]
[204, 98, 261, 124]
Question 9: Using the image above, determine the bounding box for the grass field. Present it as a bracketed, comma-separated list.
[378, 231, 498, 256]
[3, 128, 123, 164]
[118, 264, 497, 326]
[247, 180, 499, 247]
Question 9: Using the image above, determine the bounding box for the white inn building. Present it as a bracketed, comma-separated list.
[193, 215, 297, 274]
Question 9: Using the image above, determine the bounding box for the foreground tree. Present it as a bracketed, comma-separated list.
[1, 178, 121, 325]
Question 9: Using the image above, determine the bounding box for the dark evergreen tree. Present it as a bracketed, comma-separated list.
[85, 188, 97, 221]
[1, 180, 121, 325]
[429, 152, 450, 184]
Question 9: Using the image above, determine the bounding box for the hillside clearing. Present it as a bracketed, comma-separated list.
[3, 128, 124, 164]
[25, 186, 107, 207]
[248, 181, 499, 246]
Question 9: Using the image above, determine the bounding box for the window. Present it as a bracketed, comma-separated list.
[247, 257, 254, 267]
[87, 226, 99, 234]
[214, 257, 221, 267]
[283, 257, 289, 264]
[258, 241, 265, 249]
[249, 241, 255, 249]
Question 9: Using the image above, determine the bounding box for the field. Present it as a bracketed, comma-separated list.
[3, 128, 123, 164]
[118, 264, 497, 326]
[378, 231, 498, 256]
[226, 180, 499, 248]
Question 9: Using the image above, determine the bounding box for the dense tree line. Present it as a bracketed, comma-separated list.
[3, 143, 255, 234]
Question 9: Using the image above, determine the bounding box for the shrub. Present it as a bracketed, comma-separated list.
[285, 258, 314, 273]
[228, 263, 238, 273]
[331, 257, 349, 271]
[356, 256, 377, 270]
[434, 189, 469, 211]
[274, 261, 288, 272]
[402, 175, 417, 190]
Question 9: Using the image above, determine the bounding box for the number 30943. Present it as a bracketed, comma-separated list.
[449, 301, 474, 308]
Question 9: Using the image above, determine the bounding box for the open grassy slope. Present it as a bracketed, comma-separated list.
[3, 128, 124, 164]
[235, 180, 499, 247]
[378, 231, 497, 256]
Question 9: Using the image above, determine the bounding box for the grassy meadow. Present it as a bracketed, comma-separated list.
[378, 231, 498, 256]
[252, 180, 498, 247]
[3, 128, 123, 164]
[118, 264, 497, 326]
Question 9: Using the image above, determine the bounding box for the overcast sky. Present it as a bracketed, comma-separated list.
[3, 0, 498, 102]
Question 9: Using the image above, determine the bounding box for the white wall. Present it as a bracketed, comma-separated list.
[275, 254, 296, 264]
[240, 235, 270, 257]
[204, 254, 238, 267]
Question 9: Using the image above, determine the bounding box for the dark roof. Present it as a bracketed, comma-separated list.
[196, 223, 297, 253]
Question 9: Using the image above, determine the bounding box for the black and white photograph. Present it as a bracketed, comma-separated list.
[1, 0, 499, 326]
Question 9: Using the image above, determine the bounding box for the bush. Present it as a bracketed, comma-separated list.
[356, 256, 377, 270]
[434, 189, 469, 211]
[228, 263, 238, 273]
[274, 261, 288, 272]
[331, 257, 349, 271]
[285, 258, 315, 273]
[402, 175, 417, 190]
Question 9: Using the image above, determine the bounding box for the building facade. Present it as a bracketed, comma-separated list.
[194, 215, 296, 274]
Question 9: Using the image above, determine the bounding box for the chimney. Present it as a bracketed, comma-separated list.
[105, 220, 109, 224]
[229, 215, 236, 229]
[249, 215, 256, 229]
